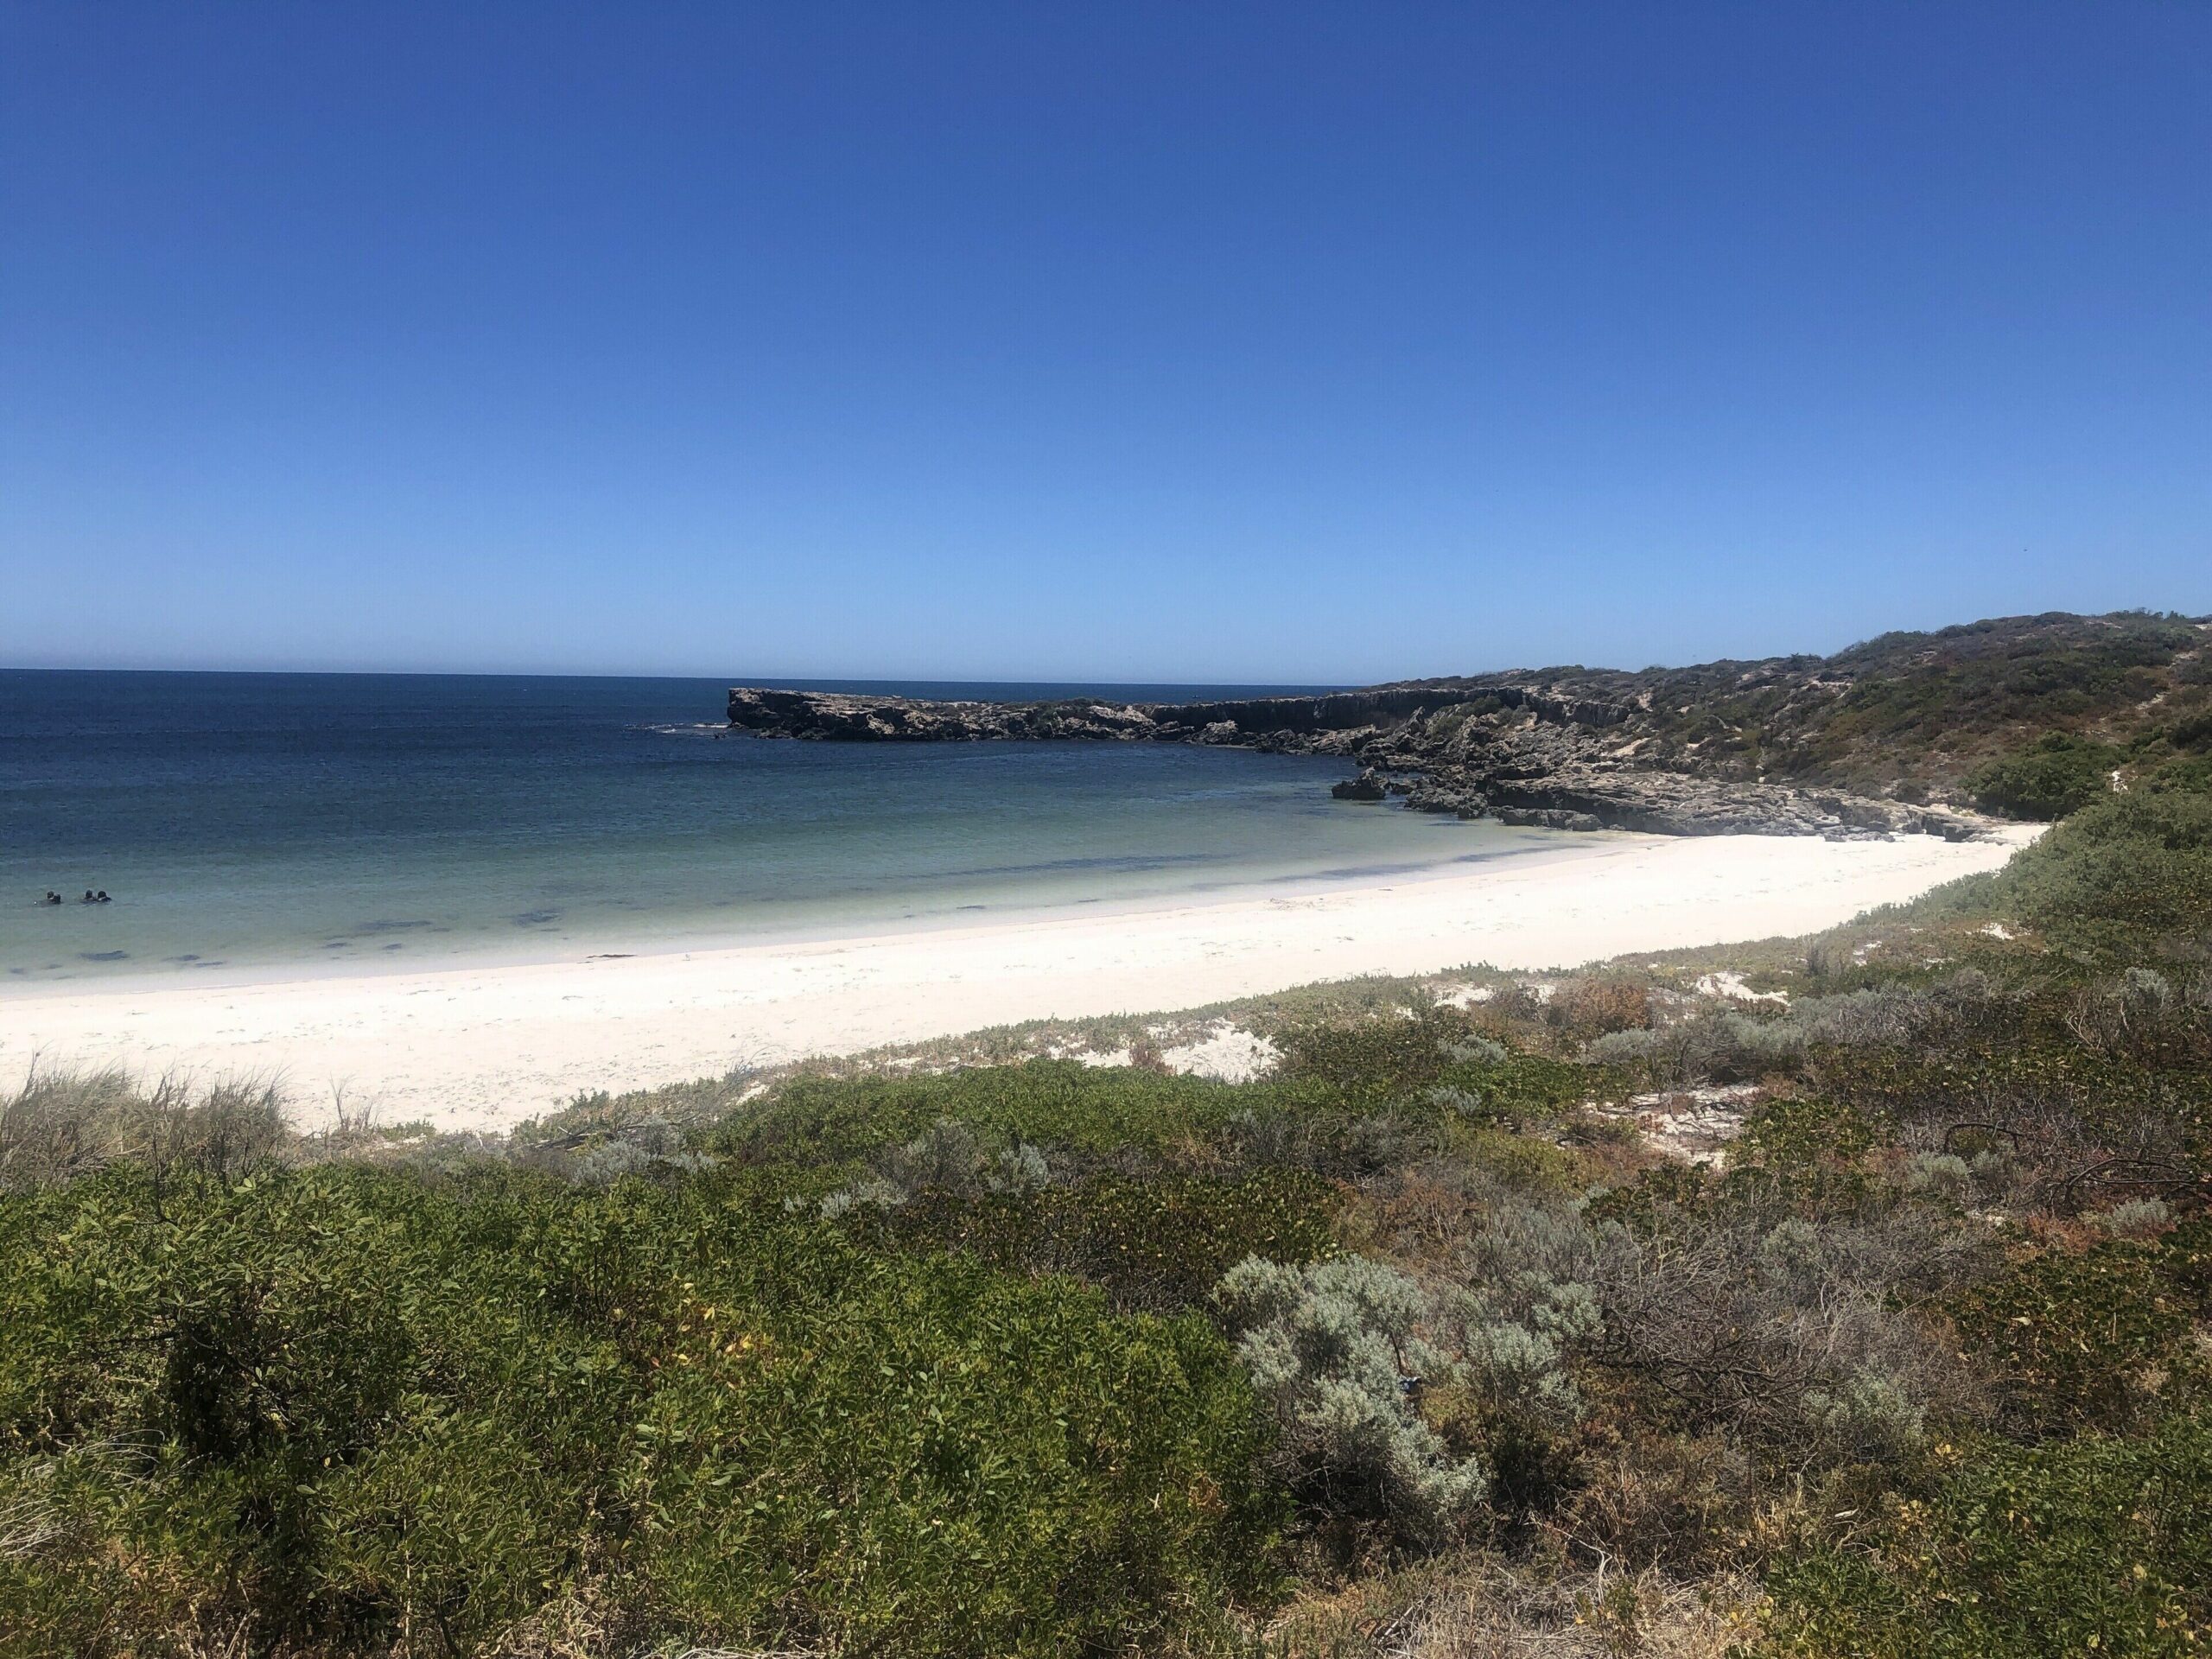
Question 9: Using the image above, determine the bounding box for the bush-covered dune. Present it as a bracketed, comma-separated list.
[4, 788, 2209, 1656]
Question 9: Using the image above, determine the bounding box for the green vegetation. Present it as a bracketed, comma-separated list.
[0, 1160, 1280, 1657]
[1510, 609, 2212, 800]
[1763, 1413, 2212, 1658]
[1967, 731, 2125, 818]
[6, 664, 2211, 1653]
[1911, 786, 2212, 954]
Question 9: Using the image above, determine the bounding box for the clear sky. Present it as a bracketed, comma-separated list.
[2, 3, 2206, 683]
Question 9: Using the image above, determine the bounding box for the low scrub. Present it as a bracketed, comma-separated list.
[1967, 731, 2124, 820]
[1762, 1413, 2212, 1656]
[0, 1163, 1281, 1656]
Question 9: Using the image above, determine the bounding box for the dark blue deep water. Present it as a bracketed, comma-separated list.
[1, 670, 1556, 982]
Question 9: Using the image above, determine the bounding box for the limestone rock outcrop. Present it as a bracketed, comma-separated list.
[727, 680, 1994, 842]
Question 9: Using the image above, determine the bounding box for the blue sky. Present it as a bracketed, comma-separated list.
[3, 3, 2206, 683]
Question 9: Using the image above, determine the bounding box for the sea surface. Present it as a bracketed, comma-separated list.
[2, 670, 1568, 985]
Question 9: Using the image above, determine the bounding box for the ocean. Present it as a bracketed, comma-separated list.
[2, 669, 1565, 985]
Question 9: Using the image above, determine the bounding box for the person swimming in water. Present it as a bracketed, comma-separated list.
[43, 890, 62, 906]
[96, 891, 111, 903]
[82, 890, 97, 904]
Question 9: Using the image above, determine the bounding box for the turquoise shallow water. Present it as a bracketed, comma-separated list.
[1, 670, 1565, 985]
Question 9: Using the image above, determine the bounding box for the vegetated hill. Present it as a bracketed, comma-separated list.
[731, 608, 2212, 836]
[1427, 609, 2212, 804]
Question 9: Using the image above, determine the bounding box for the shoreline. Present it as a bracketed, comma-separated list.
[0, 827, 1601, 1000]
[3, 827, 2037, 1131]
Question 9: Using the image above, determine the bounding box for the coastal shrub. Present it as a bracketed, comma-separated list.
[709, 1058, 1375, 1176]
[1901, 1150, 1974, 1198]
[546, 1111, 716, 1185]
[1263, 1016, 1609, 1130]
[0, 1160, 1289, 1656]
[1582, 1166, 1985, 1459]
[1455, 1051, 1621, 1125]
[1808, 615, 2193, 783]
[1441, 1034, 1509, 1066]
[1213, 1242, 1602, 1551]
[2064, 968, 2212, 1065]
[1423, 1084, 1488, 1121]
[0, 1161, 635, 1655]
[1967, 732, 2124, 819]
[879, 1167, 1341, 1309]
[2092, 1198, 2175, 1238]
[1409, 1185, 1608, 1513]
[1272, 1014, 1460, 1108]
[1761, 1413, 2212, 1657]
[1733, 1096, 1879, 1172]
[630, 1253, 1281, 1657]
[815, 1116, 1054, 1214]
[1948, 1237, 2205, 1438]
[1586, 989, 1964, 1090]
[1790, 985, 1942, 1048]
[1790, 972, 2205, 1147]
[1914, 791, 2212, 954]
[1215, 1255, 1491, 1549]
[2165, 701, 2212, 750]
[1585, 1010, 1803, 1086]
[1546, 977, 1652, 1037]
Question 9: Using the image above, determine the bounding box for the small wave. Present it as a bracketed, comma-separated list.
[637, 721, 729, 737]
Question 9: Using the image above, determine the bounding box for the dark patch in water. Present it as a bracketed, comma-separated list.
[381, 942, 405, 950]
[354, 918, 435, 935]
[323, 940, 353, 950]
[1263, 855, 1473, 885]
[81, 950, 129, 962]
[931, 851, 1224, 880]
[166, 954, 201, 963]
[512, 909, 561, 927]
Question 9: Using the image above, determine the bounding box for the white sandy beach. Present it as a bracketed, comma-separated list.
[3, 828, 2036, 1130]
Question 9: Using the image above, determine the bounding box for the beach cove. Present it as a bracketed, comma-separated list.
[4, 826, 2036, 1129]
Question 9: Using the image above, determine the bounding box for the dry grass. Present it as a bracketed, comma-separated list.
[0, 1063, 287, 1191]
[1266, 1553, 1763, 1657]
[1548, 978, 1656, 1039]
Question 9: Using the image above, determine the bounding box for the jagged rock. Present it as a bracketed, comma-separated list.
[727, 667, 2015, 842]
[1492, 806, 1607, 832]
[1402, 779, 1487, 818]
[724, 688, 1158, 742]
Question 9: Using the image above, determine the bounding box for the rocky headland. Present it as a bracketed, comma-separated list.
[729, 613, 2212, 841]
[723, 688, 1968, 841]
